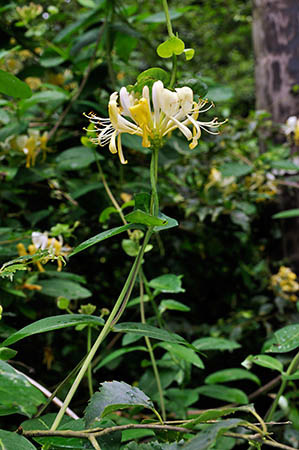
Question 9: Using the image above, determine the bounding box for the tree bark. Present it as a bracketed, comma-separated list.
[252, 0, 299, 123]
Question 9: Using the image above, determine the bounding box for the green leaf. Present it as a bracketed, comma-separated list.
[0, 347, 17, 360]
[0, 361, 45, 417]
[282, 370, 299, 380]
[219, 162, 252, 177]
[245, 354, 283, 372]
[159, 299, 190, 314]
[56, 146, 103, 171]
[21, 414, 87, 449]
[270, 160, 299, 171]
[113, 322, 187, 345]
[84, 381, 155, 425]
[197, 385, 248, 404]
[77, 0, 96, 7]
[158, 342, 204, 369]
[184, 48, 195, 61]
[99, 206, 118, 223]
[0, 120, 28, 142]
[0, 70, 32, 99]
[125, 442, 182, 450]
[134, 192, 151, 213]
[2, 314, 104, 347]
[207, 85, 234, 102]
[205, 368, 260, 385]
[19, 90, 69, 112]
[273, 209, 299, 219]
[266, 324, 299, 353]
[192, 337, 241, 351]
[148, 274, 185, 293]
[183, 419, 244, 450]
[69, 224, 133, 256]
[135, 68, 170, 91]
[125, 209, 167, 226]
[154, 212, 178, 232]
[38, 279, 92, 300]
[94, 346, 147, 371]
[0, 430, 37, 450]
[141, 9, 185, 24]
[157, 36, 185, 58]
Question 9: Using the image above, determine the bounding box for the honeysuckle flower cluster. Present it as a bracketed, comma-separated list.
[17, 232, 71, 272]
[84, 80, 226, 164]
[270, 266, 299, 302]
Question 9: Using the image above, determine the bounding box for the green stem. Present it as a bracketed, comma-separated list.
[169, 54, 177, 89]
[139, 273, 166, 421]
[51, 229, 152, 431]
[266, 351, 299, 422]
[87, 326, 93, 398]
[150, 146, 159, 217]
[162, 0, 174, 37]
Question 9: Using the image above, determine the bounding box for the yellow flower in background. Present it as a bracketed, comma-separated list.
[13, 130, 49, 168]
[270, 266, 299, 302]
[17, 232, 71, 272]
[84, 80, 226, 164]
[25, 76, 42, 90]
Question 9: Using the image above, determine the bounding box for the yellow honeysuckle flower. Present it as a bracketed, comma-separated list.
[84, 80, 226, 164]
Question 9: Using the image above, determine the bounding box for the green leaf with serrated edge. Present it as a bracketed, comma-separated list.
[192, 337, 241, 351]
[183, 419, 244, 450]
[125, 209, 166, 226]
[158, 342, 204, 369]
[197, 385, 248, 404]
[38, 279, 91, 300]
[0, 347, 17, 360]
[0, 430, 37, 450]
[2, 315, 104, 347]
[184, 48, 195, 61]
[113, 322, 187, 345]
[205, 368, 260, 385]
[148, 274, 184, 293]
[134, 192, 151, 213]
[266, 324, 299, 353]
[154, 212, 178, 232]
[0, 69, 32, 99]
[157, 36, 185, 58]
[273, 209, 299, 219]
[0, 361, 45, 417]
[84, 381, 155, 425]
[185, 405, 254, 428]
[245, 354, 283, 372]
[94, 346, 147, 371]
[159, 299, 190, 314]
[69, 224, 133, 256]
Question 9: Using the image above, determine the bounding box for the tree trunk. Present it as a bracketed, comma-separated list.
[252, 0, 299, 123]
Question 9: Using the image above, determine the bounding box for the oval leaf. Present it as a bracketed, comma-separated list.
[0, 69, 32, 99]
[266, 324, 299, 353]
[273, 209, 299, 219]
[246, 354, 283, 372]
[193, 337, 241, 352]
[2, 314, 104, 347]
[197, 385, 248, 404]
[113, 322, 187, 345]
[205, 368, 260, 385]
[159, 342, 204, 369]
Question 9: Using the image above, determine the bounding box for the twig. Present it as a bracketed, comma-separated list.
[248, 375, 281, 401]
[21, 423, 193, 439]
[16, 370, 79, 420]
[89, 435, 101, 450]
[47, 25, 104, 141]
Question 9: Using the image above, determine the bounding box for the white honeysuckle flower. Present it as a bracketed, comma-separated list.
[32, 231, 48, 250]
[84, 80, 226, 164]
[283, 116, 298, 135]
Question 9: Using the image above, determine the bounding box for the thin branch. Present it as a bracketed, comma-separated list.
[16, 370, 79, 420]
[47, 25, 104, 141]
